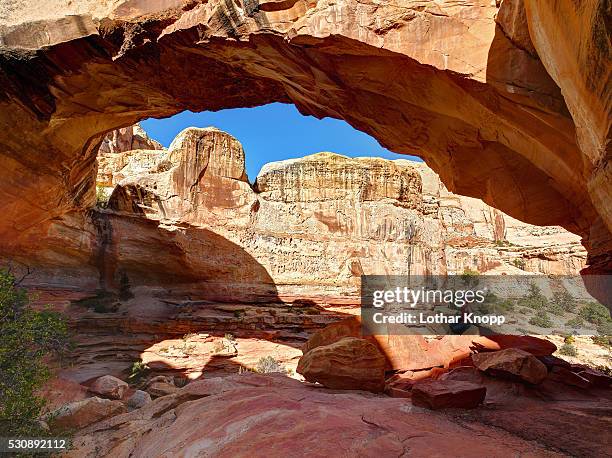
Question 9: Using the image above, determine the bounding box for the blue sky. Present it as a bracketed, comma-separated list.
[141, 103, 421, 181]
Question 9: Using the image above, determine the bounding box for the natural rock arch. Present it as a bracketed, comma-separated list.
[0, 0, 609, 283]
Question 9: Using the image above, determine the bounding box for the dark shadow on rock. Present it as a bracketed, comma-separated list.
[90, 210, 279, 303]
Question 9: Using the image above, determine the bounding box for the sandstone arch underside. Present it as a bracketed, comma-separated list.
[0, 0, 610, 279]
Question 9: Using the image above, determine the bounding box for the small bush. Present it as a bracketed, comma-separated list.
[564, 335, 575, 345]
[528, 310, 553, 328]
[565, 316, 584, 328]
[551, 290, 576, 313]
[460, 269, 480, 288]
[595, 365, 612, 376]
[213, 340, 225, 353]
[497, 298, 515, 312]
[511, 258, 526, 270]
[255, 356, 287, 374]
[518, 282, 548, 310]
[597, 321, 612, 336]
[546, 300, 565, 315]
[558, 343, 578, 357]
[213, 334, 238, 354]
[128, 360, 150, 382]
[96, 186, 109, 208]
[578, 301, 611, 326]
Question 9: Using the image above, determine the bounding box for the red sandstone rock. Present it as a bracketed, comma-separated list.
[126, 390, 152, 410]
[548, 366, 592, 389]
[66, 373, 601, 457]
[301, 316, 363, 355]
[304, 319, 560, 375]
[89, 375, 128, 400]
[297, 337, 385, 392]
[576, 369, 612, 388]
[473, 335, 557, 356]
[45, 397, 126, 431]
[38, 378, 89, 412]
[537, 355, 572, 371]
[411, 380, 486, 410]
[472, 348, 548, 384]
[146, 381, 179, 398]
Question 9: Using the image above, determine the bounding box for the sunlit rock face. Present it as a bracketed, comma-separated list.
[0, 0, 609, 288]
[96, 123, 165, 188]
[1, 125, 586, 300]
[88, 126, 584, 301]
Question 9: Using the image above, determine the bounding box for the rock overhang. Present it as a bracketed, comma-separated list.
[0, 0, 609, 301]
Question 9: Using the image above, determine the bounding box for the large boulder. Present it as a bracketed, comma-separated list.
[46, 397, 126, 430]
[297, 337, 385, 392]
[303, 317, 460, 371]
[89, 375, 128, 400]
[472, 348, 548, 384]
[301, 316, 363, 355]
[411, 380, 487, 410]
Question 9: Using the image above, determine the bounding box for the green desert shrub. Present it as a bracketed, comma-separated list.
[95, 185, 109, 208]
[551, 290, 576, 313]
[128, 360, 150, 383]
[518, 283, 548, 310]
[558, 343, 578, 357]
[565, 316, 584, 328]
[528, 310, 553, 328]
[0, 269, 69, 435]
[596, 321, 612, 336]
[460, 269, 480, 288]
[591, 335, 611, 349]
[578, 301, 611, 326]
[546, 300, 565, 315]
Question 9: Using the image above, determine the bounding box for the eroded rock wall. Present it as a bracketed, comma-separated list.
[86, 126, 585, 301]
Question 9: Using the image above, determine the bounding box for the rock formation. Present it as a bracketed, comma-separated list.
[0, 0, 609, 300]
[4, 124, 601, 385]
[472, 348, 548, 384]
[45, 397, 126, 431]
[10, 125, 588, 300]
[1, 2, 610, 453]
[57, 371, 612, 457]
[296, 336, 386, 392]
[410, 379, 486, 410]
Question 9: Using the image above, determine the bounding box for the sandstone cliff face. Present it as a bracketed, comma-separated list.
[3, 124, 586, 302]
[0, 0, 609, 288]
[82, 126, 586, 302]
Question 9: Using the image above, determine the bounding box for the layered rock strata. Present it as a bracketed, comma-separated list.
[16, 126, 587, 298]
[63, 372, 612, 457]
